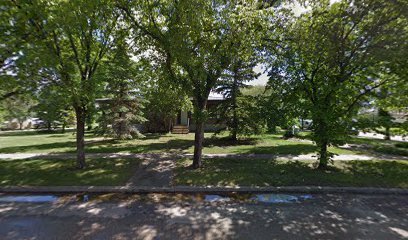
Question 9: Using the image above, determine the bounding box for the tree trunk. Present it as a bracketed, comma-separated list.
[384, 126, 391, 140]
[314, 116, 329, 169]
[193, 120, 204, 169]
[75, 107, 86, 169]
[317, 140, 328, 169]
[231, 95, 238, 141]
[192, 100, 207, 169]
[19, 121, 23, 130]
[118, 112, 124, 139]
[230, 64, 239, 141]
[62, 123, 66, 133]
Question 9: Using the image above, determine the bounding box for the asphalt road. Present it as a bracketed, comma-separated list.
[0, 193, 407, 239]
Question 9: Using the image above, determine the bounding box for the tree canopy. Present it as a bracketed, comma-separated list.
[120, 0, 272, 168]
[9, 0, 121, 168]
[264, 0, 408, 168]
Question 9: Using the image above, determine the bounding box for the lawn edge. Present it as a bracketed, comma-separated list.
[0, 185, 407, 195]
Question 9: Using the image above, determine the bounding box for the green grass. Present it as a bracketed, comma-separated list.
[0, 130, 359, 155]
[346, 136, 408, 156]
[0, 130, 193, 154]
[175, 158, 408, 188]
[0, 158, 140, 186]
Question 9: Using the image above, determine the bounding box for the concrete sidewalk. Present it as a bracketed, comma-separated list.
[0, 152, 407, 161]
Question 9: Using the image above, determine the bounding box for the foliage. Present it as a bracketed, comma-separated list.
[215, 55, 261, 140]
[216, 95, 267, 138]
[34, 84, 75, 131]
[2, 95, 36, 129]
[95, 43, 147, 140]
[120, 0, 272, 168]
[10, 0, 121, 168]
[395, 142, 408, 149]
[258, 88, 303, 133]
[143, 62, 192, 133]
[264, 0, 408, 168]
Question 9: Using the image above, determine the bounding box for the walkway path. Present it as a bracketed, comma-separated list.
[125, 154, 175, 187]
[358, 131, 408, 142]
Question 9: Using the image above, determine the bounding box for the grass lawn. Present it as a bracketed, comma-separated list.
[175, 158, 408, 188]
[0, 130, 359, 155]
[0, 158, 140, 186]
[346, 136, 408, 156]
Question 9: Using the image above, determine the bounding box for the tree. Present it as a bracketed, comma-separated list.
[366, 76, 408, 140]
[11, 0, 120, 168]
[264, 0, 407, 168]
[120, 0, 270, 168]
[144, 66, 192, 133]
[34, 84, 73, 131]
[0, 1, 40, 102]
[3, 95, 35, 130]
[216, 57, 260, 140]
[96, 43, 147, 139]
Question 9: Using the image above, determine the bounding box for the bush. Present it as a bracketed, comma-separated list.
[283, 129, 296, 139]
[395, 142, 408, 149]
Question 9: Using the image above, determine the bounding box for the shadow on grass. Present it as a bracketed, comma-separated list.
[176, 158, 408, 188]
[0, 136, 317, 155]
[0, 132, 361, 156]
[0, 135, 193, 154]
[0, 158, 140, 186]
[204, 137, 258, 147]
[242, 144, 318, 155]
[0, 141, 77, 153]
[87, 139, 193, 154]
[0, 129, 76, 137]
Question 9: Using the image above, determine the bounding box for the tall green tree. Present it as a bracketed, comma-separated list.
[144, 65, 192, 133]
[265, 0, 407, 168]
[120, 0, 271, 168]
[216, 57, 260, 140]
[11, 0, 120, 168]
[34, 84, 73, 131]
[96, 43, 147, 139]
[0, 1, 40, 101]
[3, 95, 35, 130]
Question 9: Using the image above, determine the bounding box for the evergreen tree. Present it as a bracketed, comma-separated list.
[216, 58, 261, 140]
[96, 44, 146, 140]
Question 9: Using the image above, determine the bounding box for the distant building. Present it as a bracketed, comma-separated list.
[96, 92, 227, 134]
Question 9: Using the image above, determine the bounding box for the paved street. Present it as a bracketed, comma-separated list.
[0, 193, 407, 239]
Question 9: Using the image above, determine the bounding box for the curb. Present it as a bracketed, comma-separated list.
[1, 186, 407, 195]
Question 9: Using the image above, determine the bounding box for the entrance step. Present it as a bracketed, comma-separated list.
[172, 125, 189, 134]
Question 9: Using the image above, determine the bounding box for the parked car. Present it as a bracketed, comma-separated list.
[31, 118, 46, 129]
[0, 121, 9, 131]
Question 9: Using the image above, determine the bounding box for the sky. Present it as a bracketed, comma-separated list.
[249, 64, 268, 86]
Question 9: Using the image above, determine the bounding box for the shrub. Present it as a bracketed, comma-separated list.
[395, 142, 408, 149]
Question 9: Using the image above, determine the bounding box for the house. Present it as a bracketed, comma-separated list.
[96, 92, 227, 134]
[173, 93, 226, 134]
